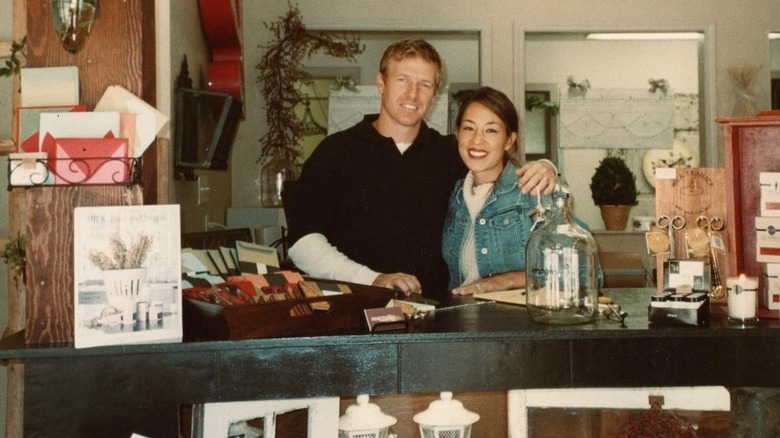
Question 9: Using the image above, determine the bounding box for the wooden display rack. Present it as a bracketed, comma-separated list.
[183, 284, 397, 341]
[654, 167, 727, 297]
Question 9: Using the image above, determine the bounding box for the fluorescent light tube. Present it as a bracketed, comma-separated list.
[586, 32, 703, 41]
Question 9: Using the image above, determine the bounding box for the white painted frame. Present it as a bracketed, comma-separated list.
[200, 397, 340, 438]
[514, 22, 718, 167]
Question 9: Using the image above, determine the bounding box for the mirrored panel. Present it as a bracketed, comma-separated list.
[522, 30, 708, 229]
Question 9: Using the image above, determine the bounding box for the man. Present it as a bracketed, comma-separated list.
[288, 39, 554, 301]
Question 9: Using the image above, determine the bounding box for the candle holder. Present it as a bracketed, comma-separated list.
[338, 394, 396, 438]
[51, 0, 98, 53]
[726, 275, 759, 325]
[413, 392, 480, 438]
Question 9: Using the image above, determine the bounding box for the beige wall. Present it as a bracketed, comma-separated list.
[231, 0, 780, 218]
[163, 0, 234, 232]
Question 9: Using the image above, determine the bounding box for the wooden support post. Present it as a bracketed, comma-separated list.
[5, 0, 26, 436]
[5, 0, 155, 434]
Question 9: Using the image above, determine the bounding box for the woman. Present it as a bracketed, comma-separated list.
[442, 87, 544, 295]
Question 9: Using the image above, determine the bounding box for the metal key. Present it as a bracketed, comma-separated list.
[696, 216, 726, 299]
[657, 215, 686, 258]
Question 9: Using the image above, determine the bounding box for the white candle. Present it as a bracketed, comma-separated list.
[726, 274, 759, 321]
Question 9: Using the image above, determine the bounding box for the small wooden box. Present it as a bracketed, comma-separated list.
[182, 284, 397, 341]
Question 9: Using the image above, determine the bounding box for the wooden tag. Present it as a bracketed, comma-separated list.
[654, 168, 727, 296]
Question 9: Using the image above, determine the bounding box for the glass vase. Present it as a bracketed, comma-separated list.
[260, 150, 298, 208]
[51, 0, 98, 53]
[526, 182, 599, 324]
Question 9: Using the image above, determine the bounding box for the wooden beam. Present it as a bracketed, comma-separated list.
[7, 0, 27, 436]
[0, 41, 11, 57]
[0, 139, 13, 155]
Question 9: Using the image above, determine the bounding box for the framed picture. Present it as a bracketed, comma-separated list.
[73, 204, 182, 348]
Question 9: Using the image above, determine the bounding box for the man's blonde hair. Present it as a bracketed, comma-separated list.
[378, 39, 443, 87]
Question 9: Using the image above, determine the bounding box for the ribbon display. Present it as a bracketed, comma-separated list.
[648, 78, 670, 96]
[567, 76, 590, 97]
[330, 76, 358, 92]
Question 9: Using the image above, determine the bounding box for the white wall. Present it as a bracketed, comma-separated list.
[163, 0, 234, 232]
[526, 39, 699, 93]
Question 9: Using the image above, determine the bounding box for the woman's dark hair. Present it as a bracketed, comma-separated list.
[455, 86, 521, 165]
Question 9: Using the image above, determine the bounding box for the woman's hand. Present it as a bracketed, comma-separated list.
[373, 272, 422, 295]
[451, 271, 526, 296]
[516, 160, 557, 195]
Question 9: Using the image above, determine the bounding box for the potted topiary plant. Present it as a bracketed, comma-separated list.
[589, 154, 639, 230]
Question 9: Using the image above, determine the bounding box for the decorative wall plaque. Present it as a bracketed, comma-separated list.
[560, 88, 674, 149]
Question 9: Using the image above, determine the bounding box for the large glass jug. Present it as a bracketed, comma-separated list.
[526, 183, 599, 324]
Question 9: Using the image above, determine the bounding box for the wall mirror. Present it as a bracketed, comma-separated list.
[525, 82, 559, 163]
[517, 28, 716, 228]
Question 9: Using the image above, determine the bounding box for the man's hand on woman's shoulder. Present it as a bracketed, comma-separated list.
[516, 160, 557, 195]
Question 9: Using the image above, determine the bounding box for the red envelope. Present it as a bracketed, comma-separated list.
[53, 136, 129, 184]
[41, 131, 118, 174]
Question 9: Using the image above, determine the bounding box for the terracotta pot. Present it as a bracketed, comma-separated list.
[599, 205, 632, 231]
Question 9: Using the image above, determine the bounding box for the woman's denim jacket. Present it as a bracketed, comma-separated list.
[442, 162, 539, 290]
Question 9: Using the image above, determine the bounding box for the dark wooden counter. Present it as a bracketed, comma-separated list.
[2, 289, 780, 437]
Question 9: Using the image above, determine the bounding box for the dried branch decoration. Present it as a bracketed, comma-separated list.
[88, 233, 154, 270]
[256, 2, 364, 165]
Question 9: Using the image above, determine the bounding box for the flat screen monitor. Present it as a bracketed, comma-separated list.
[174, 87, 241, 174]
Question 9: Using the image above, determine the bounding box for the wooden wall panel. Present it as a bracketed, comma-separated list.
[25, 0, 145, 106]
[25, 186, 143, 345]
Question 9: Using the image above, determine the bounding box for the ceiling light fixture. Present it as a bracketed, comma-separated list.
[586, 32, 703, 41]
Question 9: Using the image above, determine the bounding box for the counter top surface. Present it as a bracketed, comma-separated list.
[8, 288, 780, 437]
[1, 288, 777, 359]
